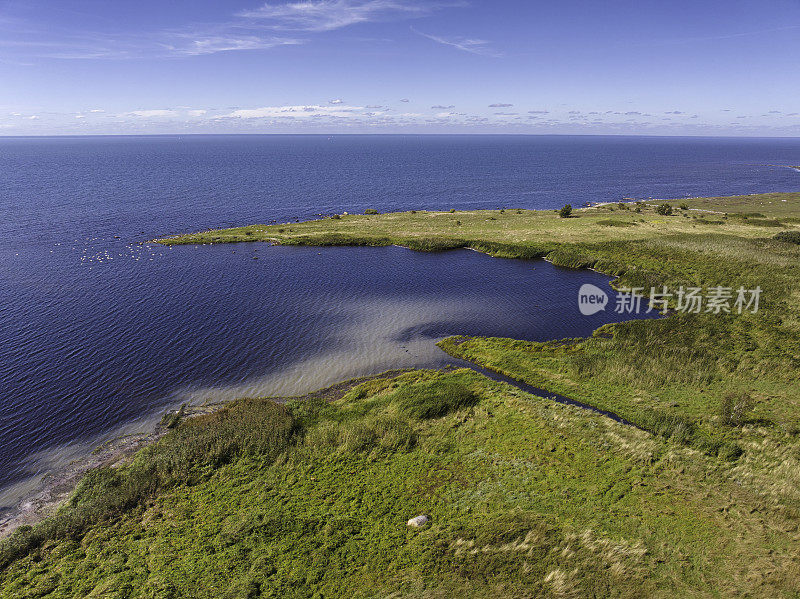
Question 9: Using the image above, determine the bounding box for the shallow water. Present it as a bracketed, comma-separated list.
[2, 134, 799, 508]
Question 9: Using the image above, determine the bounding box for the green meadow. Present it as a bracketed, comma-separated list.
[2, 193, 800, 597]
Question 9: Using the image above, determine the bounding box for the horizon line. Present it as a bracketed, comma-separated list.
[2, 132, 800, 140]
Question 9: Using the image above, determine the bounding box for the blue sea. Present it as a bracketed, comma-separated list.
[1, 134, 799, 509]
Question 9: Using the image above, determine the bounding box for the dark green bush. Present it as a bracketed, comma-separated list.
[393, 379, 479, 419]
[597, 219, 636, 227]
[364, 209, 379, 215]
[747, 218, 784, 227]
[655, 204, 673, 216]
[559, 204, 573, 218]
[774, 230, 800, 244]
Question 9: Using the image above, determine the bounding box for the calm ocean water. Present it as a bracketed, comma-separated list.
[1, 134, 799, 508]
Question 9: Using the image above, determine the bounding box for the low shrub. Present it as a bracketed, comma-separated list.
[393, 379, 479, 419]
[597, 219, 636, 227]
[774, 230, 800, 244]
[746, 218, 784, 227]
[364, 209, 379, 215]
[655, 204, 673, 216]
[559, 204, 573, 218]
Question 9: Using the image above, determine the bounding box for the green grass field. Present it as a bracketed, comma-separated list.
[3, 369, 800, 598]
[2, 193, 800, 597]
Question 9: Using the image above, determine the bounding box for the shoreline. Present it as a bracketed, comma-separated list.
[8, 192, 799, 541]
[0, 370, 415, 540]
[3, 194, 800, 595]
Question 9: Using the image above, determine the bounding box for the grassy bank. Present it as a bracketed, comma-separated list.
[154, 192, 800, 248]
[3, 369, 800, 597]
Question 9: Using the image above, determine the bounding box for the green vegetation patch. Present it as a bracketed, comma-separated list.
[3, 369, 799, 597]
[775, 230, 800, 244]
[596, 219, 637, 227]
[391, 378, 479, 419]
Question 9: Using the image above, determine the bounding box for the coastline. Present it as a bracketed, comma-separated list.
[0, 370, 414, 540]
[9, 191, 799, 541]
[3, 194, 800, 595]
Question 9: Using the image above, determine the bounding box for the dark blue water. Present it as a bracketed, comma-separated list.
[1, 134, 799, 508]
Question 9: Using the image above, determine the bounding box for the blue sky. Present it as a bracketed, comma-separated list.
[1, 0, 799, 135]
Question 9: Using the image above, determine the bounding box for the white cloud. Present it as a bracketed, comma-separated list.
[188, 109, 207, 117]
[127, 109, 177, 117]
[25, 115, 39, 120]
[489, 103, 512, 108]
[89, 109, 105, 113]
[0, 1, 458, 60]
[224, 105, 363, 118]
[329, 98, 344, 104]
[412, 27, 501, 57]
[238, 0, 431, 32]
[175, 36, 303, 56]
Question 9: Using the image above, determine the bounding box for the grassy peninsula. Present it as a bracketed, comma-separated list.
[2, 193, 800, 597]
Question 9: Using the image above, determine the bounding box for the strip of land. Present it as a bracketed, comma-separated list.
[2, 193, 799, 597]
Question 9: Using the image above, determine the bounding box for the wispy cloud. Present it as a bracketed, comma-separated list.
[223, 105, 363, 118]
[653, 25, 799, 46]
[411, 26, 501, 57]
[239, 0, 436, 32]
[0, 1, 457, 60]
[170, 35, 304, 56]
[127, 109, 177, 117]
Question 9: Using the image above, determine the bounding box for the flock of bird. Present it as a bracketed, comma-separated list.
[77, 239, 167, 265]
